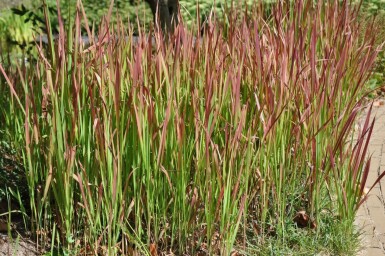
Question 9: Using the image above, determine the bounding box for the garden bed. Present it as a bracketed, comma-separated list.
[1, 0, 385, 255]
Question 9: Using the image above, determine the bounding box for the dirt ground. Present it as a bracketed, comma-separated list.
[355, 99, 385, 255]
[0, 233, 37, 256]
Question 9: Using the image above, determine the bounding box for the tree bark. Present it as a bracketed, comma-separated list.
[144, 0, 179, 33]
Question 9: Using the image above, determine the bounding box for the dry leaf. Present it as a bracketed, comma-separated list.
[0, 220, 8, 232]
[230, 249, 242, 256]
[373, 100, 384, 107]
[293, 210, 317, 229]
[150, 243, 158, 256]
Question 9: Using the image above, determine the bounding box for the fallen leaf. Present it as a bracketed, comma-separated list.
[0, 220, 8, 232]
[230, 249, 242, 256]
[293, 211, 317, 229]
[150, 243, 158, 256]
[373, 100, 384, 107]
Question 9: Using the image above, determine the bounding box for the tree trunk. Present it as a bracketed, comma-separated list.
[144, 0, 179, 33]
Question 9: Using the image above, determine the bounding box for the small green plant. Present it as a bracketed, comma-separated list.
[1, 0, 384, 255]
[0, 6, 35, 61]
[362, 0, 385, 14]
[356, 1, 385, 96]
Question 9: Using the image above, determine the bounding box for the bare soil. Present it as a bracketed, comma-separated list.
[0, 233, 37, 256]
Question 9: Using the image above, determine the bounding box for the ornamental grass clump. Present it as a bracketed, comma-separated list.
[0, 0, 383, 255]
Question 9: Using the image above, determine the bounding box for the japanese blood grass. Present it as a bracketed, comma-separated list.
[0, 0, 384, 255]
